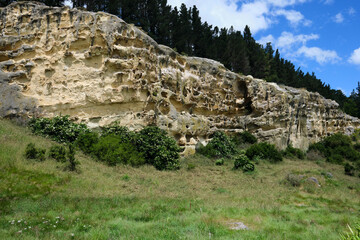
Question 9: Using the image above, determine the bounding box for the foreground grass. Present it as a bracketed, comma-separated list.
[0, 119, 359, 239]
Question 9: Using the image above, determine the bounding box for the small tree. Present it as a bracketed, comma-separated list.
[65, 144, 79, 172]
[49, 145, 67, 162]
[233, 154, 255, 172]
[197, 131, 236, 158]
[135, 126, 180, 170]
[25, 143, 46, 161]
[344, 163, 355, 176]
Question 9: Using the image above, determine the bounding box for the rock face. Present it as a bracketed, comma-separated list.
[1, 1, 359, 153]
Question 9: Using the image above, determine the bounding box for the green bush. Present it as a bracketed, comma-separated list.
[121, 174, 130, 181]
[29, 116, 90, 143]
[187, 163, 196, 170]
[344, 163, 355, 176]
[135, 126, 180, 170]
[308, 133, 360, 166]
[92, 135, 145, 167]
[76, 132, 99, 154]
[25, 143, 38, 159]
[233, 154, 254, 172]
[49, 145, 67, 162]
[197, 131, 236, 158]
[323, 133, 352, 148]
[282, 144, 305, 159]
[246, 142, 282, 163]
[25, 143, 46, 161]
[327, 154, 344, 164]
[354, 143, 360, 152]
[101, 124, 136, 142]
[308, 142, 327, 153]
[215, 158, 225, 166]
[232, 131, 257, 145]
[64, 144, 79, 172]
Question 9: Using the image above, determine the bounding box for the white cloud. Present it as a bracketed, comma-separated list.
[348, 7, 356, 16]
[323, 0, 334, 5]
[167, 0, 311, 34]
[274, 9, 304, 25]
[336, 87, 350, 96]
[270, 32, 319, 49]
[258, 32, 341, 65]
[265, 0, 310, 7]
[297, 46, 341, 64]
[258, 34, 275, 45]
[167, 0, 270, 34]
[333, 13, 344, 23]
[349, 47, 360, 65]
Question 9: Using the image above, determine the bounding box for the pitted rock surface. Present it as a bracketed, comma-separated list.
[1, 1, 359, 154]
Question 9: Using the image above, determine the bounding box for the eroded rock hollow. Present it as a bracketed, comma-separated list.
[1, 1, 359, 154]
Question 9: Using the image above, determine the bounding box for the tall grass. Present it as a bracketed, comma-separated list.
[0, 119, 359, 239]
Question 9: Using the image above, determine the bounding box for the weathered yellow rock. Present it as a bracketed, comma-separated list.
[1, 1, 359, 153]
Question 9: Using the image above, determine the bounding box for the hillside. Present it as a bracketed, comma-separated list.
[0, 118, 359, 239]
[0, 1, 359, 153]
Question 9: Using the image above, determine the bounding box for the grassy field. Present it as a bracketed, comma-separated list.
[0, 118, 359, 239]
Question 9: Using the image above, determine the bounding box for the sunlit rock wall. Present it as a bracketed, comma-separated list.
[1, 1, 359, 153]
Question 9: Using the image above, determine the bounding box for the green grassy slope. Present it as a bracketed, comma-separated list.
[0, 119, 359, 239]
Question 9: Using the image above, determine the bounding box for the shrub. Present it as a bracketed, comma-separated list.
[308, 133, 360, 166]
[327, 154, 344, 164]
[101, 124, 136, 142]
[92, 135, 145, 167]
[25, 143, 38, 159]
[25, 143, 46, 161]
[354, 143, 360, 152]
[106, 143, 145, 167]
[215, 158, 225, 166]
[323, 133, 352, 148]
[76, 132, 99, 154]
[246, 142, 283, 163]
[29, 116, 90, 143]
[187, 163, 196, 170]
[197, 131, 236, 158]
[135, 126, 180, 170]
[308, 142, 326, 154]
[232, 131, 257, 145]
[282, 144, 305, 159]
[121, 175, 130, 181]
[49, 145, 67, 162]
[233, 154, 254, 172]
[356, 161, 360, 171]
[344, 163, 355, 176]
[64, 144, 79, 172]
[285, 174, 303, 187]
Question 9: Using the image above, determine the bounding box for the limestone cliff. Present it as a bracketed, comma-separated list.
[1, 1, 359, 153]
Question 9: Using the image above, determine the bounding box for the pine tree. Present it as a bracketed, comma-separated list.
[191, 5, 202, 56]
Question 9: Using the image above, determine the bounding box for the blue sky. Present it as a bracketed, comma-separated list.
[166, 0, 360, 96]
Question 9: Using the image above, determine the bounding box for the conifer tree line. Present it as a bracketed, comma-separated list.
[2, 0, 360, 117]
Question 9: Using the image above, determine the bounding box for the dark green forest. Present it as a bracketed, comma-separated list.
[2, 0, 360, 117]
